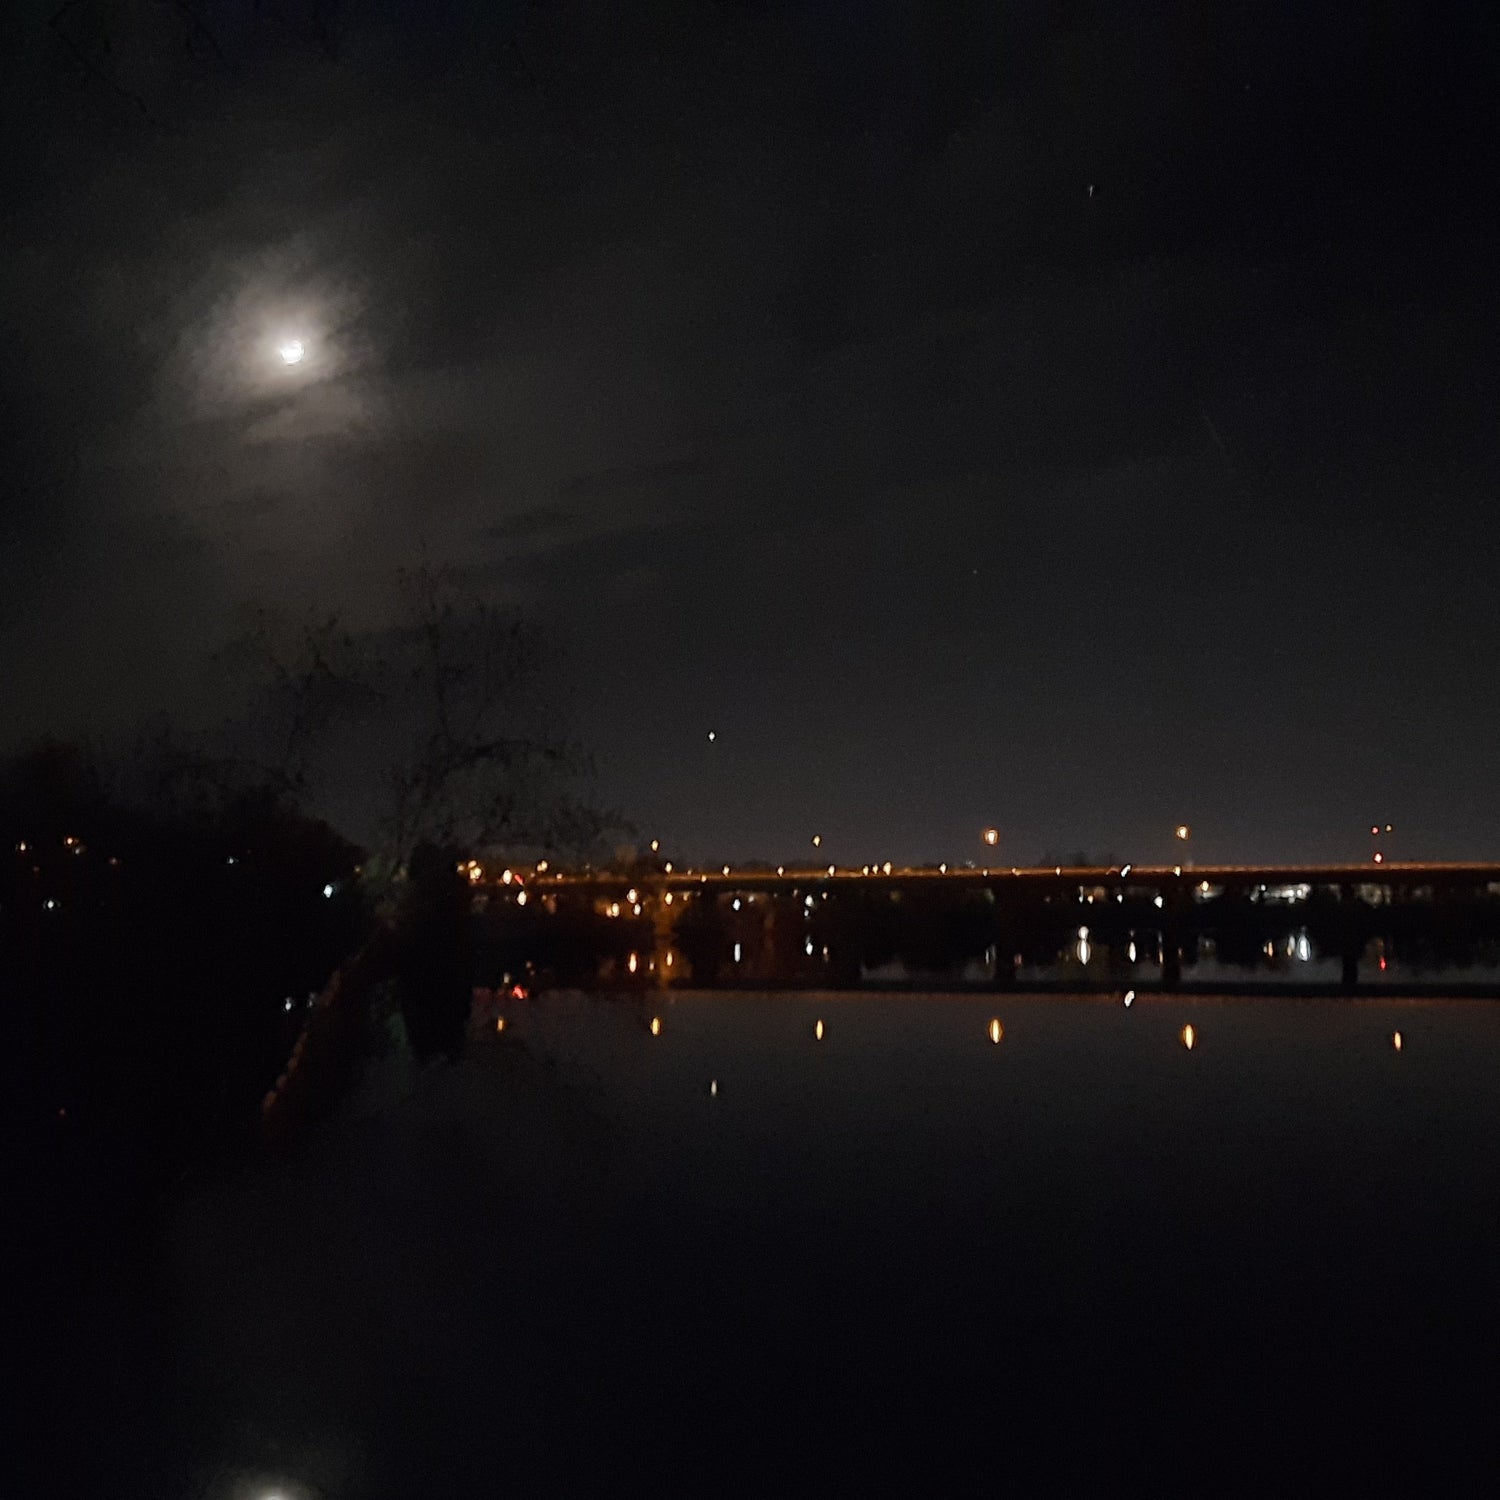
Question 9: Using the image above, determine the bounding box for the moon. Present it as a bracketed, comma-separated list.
[279, 339, 305, 365]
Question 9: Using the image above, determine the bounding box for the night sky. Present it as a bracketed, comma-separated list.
[3, 2, 1497, 866]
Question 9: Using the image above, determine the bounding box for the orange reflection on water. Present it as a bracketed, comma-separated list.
[1393, 1031, 1402, 1052]
[649, 1016, 662, 1036]
[988, 1018, 1003, 1044]
[814, 1019, 824, 1041]
[1181, 1024, 1196, 1051]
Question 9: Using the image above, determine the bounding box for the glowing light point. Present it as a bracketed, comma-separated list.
[814, 1018, 824, 1041]
[707, 731, 717, 742]
[495, 1016, 506, 1033]
[1123, 989, 1135, 1007]
[1392, 1031, 1402, 1051]
[279, 339, 305, 365]
[709, 1079, 718, 1096]
[1181, 1024, 1196, 1051]
[982, 827, 1000, 847]
[988, 1018, 1003, 1044]
[1174, 824, 1191, 841]
[650, 1016, 662, 1036]
[811, 834, 822, 848]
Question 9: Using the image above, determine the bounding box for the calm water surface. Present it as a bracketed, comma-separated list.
[90, 992, 1500, 1495]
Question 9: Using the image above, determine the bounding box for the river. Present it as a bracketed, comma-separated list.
[59, 989, 1500, 1495]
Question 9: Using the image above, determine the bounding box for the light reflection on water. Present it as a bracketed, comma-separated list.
[174, 990, 1500, 1496]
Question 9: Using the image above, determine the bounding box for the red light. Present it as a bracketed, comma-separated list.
[1379, 956, 1388, 971]
[510, 984, 528, 1000]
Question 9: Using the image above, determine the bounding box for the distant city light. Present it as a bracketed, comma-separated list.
[882, 861, 892, 875]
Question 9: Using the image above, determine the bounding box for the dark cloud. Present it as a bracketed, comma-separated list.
[3, 3, 1498, 860]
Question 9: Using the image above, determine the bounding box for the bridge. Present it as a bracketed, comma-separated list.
[475, 861, 1500, 993]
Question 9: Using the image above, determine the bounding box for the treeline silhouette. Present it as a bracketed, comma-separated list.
[474, 878, 1500, 990]
[9, 741, 365, 1242]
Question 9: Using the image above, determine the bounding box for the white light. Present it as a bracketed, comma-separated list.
[709, 1079, 718, 1096]
[732, 898, 741, 911]
[279, 339, 305, 365]
[322, 883, 334, 898]
[805, 939, 815, 955]
[733, 942, 742, 963]
[516, 889, 528, 905]
[814, 1019, 824, 1041]
[1128, 940, 1138, 962]
[1123, 989, 1135, 1007]
[939, 862, 947, 873]
[707, 731, 716, 742]
[1121, 863, 1132, 876]
[1297, 934, 1311, 962]
[1153, 895, 1164, 909]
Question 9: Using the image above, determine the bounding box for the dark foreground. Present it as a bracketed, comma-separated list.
[43, 992, 1500, 1495]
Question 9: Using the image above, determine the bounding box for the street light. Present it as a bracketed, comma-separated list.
[1174, 824, 1191, 841]
[982, 827, 1000, 847]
